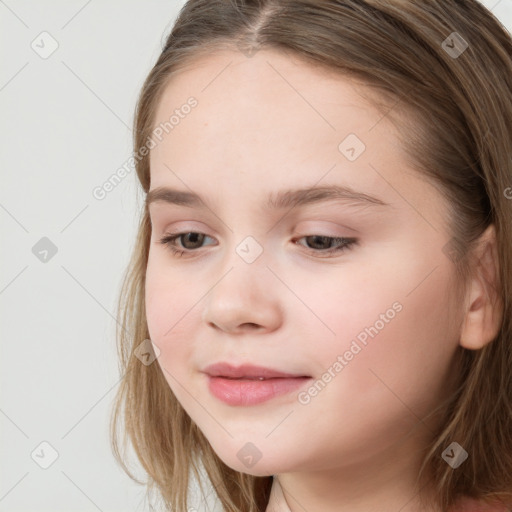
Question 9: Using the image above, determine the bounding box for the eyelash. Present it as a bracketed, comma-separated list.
[158, 232, 358, 258]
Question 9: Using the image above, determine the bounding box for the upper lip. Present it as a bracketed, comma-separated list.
[202, 362, 310, 379]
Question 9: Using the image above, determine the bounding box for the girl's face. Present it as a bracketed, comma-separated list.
[145, 49, 463, 480]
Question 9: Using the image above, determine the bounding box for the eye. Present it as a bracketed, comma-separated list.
[158, 232, 215, 257]
[294, 235, 358, 257]
[158, 232, 358, 259]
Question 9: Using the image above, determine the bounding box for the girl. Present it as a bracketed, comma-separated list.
[110, 1, 512, 511]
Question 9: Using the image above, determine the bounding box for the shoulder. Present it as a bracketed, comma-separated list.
[449, 496, 510, 512]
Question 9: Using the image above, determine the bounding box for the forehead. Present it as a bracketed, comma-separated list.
[151, 49, 406, 183]
[146, 49, 452, 236]
[152, 48, 382, 135]
[154, 53, 459, 234]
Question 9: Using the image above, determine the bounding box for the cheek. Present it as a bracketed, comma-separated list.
[145, 247, 198, 334]
[298, 257, 460, 416]
[280, 262, 461, 467]
[144, 255, 201, 381]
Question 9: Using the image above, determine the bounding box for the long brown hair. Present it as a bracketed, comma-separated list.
[110, 1, 512, 510]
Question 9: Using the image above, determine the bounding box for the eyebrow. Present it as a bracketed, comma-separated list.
[146, 185, 390, 211]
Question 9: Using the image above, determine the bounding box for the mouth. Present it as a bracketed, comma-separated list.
[202, 362, 312, 406]
[202, 362, 311, 380]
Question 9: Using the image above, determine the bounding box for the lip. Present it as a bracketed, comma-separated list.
[202, 362, 309, 379]
[202, 362, 312, 406]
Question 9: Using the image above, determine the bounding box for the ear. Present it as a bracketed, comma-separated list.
[459, 224, 503, 350]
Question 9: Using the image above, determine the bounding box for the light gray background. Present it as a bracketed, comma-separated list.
[1, 1, 511, 511]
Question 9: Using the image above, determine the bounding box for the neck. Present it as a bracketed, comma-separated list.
[264, 429, 440, 512]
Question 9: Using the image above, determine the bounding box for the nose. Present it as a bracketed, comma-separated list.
[202, 263, 283, 335]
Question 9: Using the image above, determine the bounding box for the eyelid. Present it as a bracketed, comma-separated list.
[158, 230, 358, 260]
[295, 219, 360, 236]
[157, 221, 213, 236]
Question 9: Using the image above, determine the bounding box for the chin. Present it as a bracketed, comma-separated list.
[213, 448, 296, 477]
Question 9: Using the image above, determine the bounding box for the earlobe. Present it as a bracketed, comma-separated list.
[459, 224, 503, 350]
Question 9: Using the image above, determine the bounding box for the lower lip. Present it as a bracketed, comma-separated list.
[206, 375, 312, 406]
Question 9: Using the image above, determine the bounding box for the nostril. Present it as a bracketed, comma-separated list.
[242, 322, 260, 329]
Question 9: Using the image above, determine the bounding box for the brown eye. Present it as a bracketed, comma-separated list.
[294, 235, 358, 256]
[158, 232, 216, 258]
[304, 235, 335, 250]
[178, 232, 206, 249]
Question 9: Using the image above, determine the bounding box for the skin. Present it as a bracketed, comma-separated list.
[144, 48, 501, 512]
